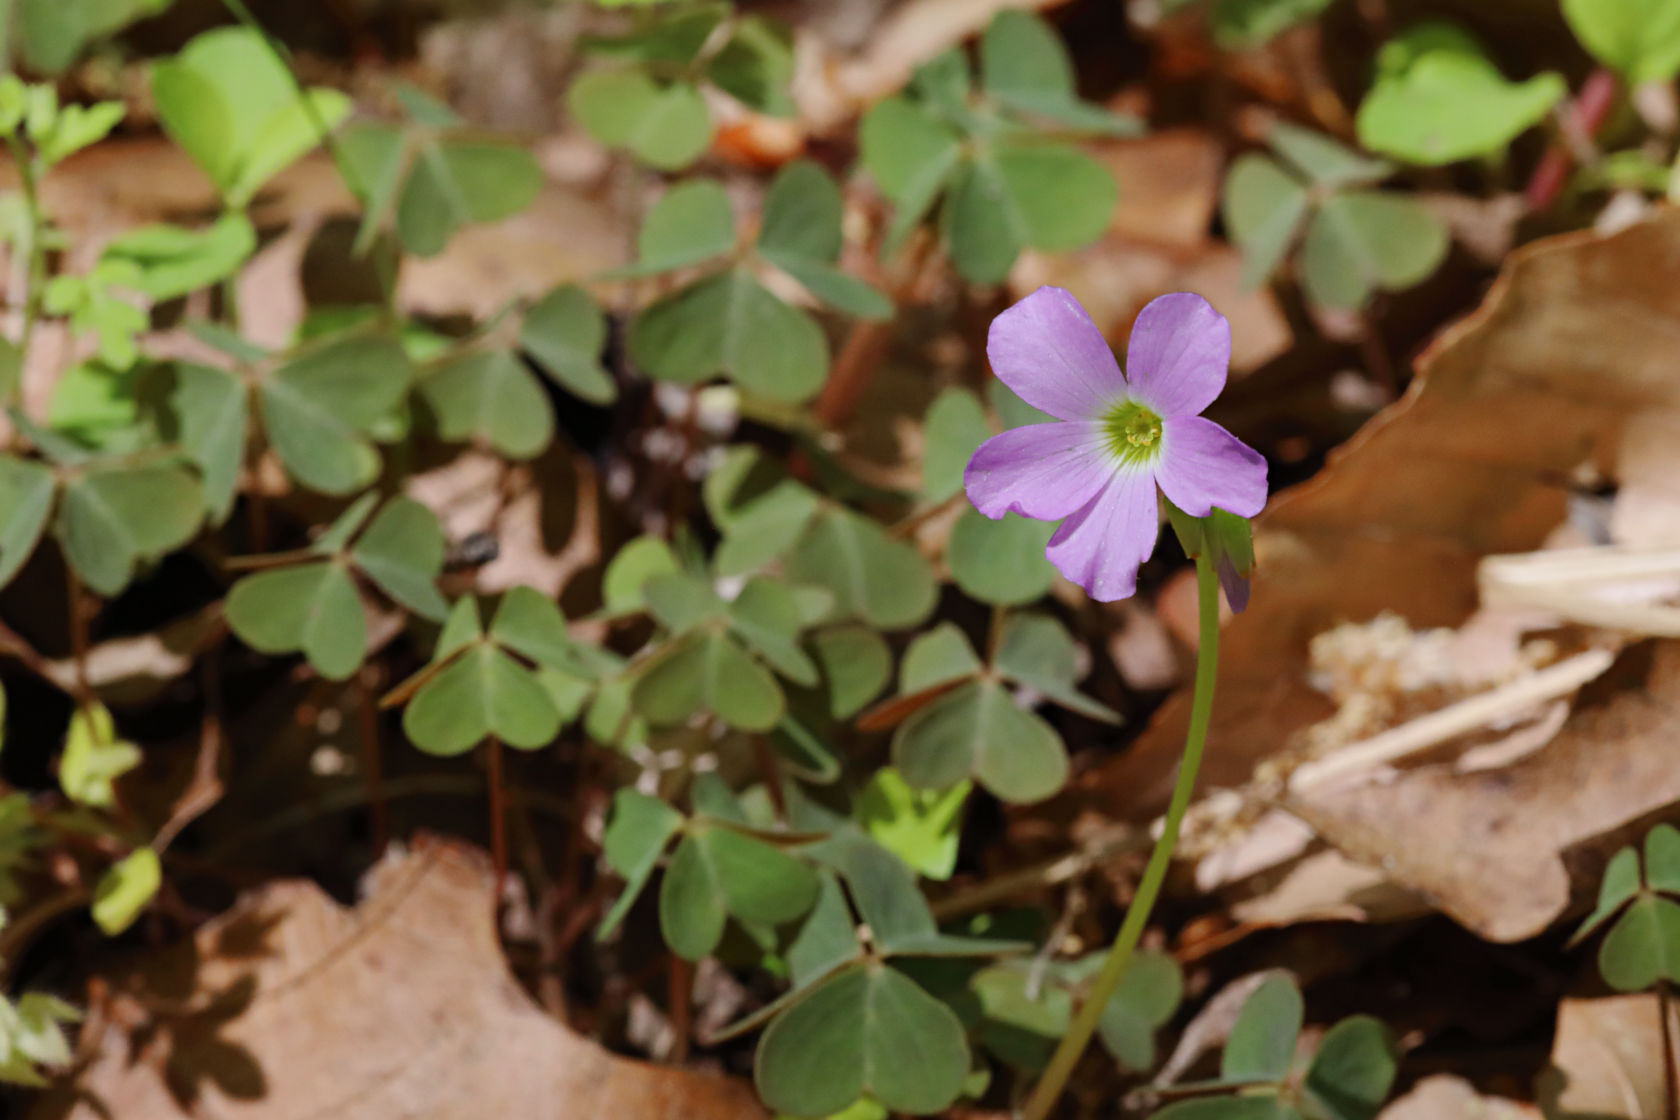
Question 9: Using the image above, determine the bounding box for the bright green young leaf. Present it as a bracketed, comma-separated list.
[857, 768, 968, 880]
[1303, 1015, 1398, 1120]
[59, 703, 142, 809]
[226, 561, 367, 680]
[1224, 973, 1304, 1083]
[567, 68, 711, 171]
[1097, 950, 1184, 1071]
[1562, 0, 1680, 84]
[9, 991, 80, 1073]
[56, 463, 204, 596]
[894, 679, 1069, 803]
[946, 508, 1055, 605]
[151, 27, 350, 207]
[92, 847, 160, 935]
[259, 334, 412, 494]
[1355, 22, 1565, 166]
[521, 285, 616, 405]
[629, 269, 828, 401]
[600, 789, 684, 938]
[809, 625, 892, 720]
[1599, 894, 1680, 991]
[100, 214, 257, 301]
[633, 631, 785, 731]
[1299, 190, 1449, 311]
[402, 644, 562, 755]
[0, 456, 57, 589]
[922, 387, 991, 502]
[420, 349, 555, 460]
[350, 498, 448, 620]
[757, 963, 971, 1117]
[785, 506, 937, 629]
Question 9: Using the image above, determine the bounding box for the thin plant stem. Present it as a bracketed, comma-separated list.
[65, 564, 92, 706]
[1020, 550, 1221, 1120]
[356, 665, 389, 853]
[486, 734, 508, 892]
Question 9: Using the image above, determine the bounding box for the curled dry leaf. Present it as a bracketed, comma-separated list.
[1074, 211, 1680, 941]
[33, 838, 765, 1120]
[1538, 993, 1680, 1120]
[1378, 1075, 1538, 1120]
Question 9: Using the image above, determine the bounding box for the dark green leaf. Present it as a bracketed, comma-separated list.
[1267, 123, 1391, 189]
[600, 789, 685, 938]
[947, 508, 1055, 605]
[1649, 825, 1680, 895]
[0, 456, 57, 590]
[660, 833, 728, 960]
[57, 464, 203, 596]
[402, 644, 561, 755]
[490, 585, 600, 677]
[809, 625, 892, 720]
[785, 506, 937, 629]
[994, 611, 1120, 722]
[729, 577, 819, 685]
[1599, 894, 1680, 991]
[899, 623, 982, 693]
[758, 160, 842, 262]
[633, 631, 785, 731]
[420, 349, 554, 460]
[971, 963, 1070, 1070]
[226, 561, 366, 680]
[260, 334, 412, 494]
[894, 679, 1068, 803]
[786, 871, 864, 988]
[922, 387, 991, 502]
[567, 68, 711, 171]
[1303, 1016, 1398, 1120]
[601, 536, 681, 615]
[765, 255, 894, 321]
[1222, 153, 1310, 291]
[1223, 973, 1303, 1083]
[1098, 950, 1184, 1072]
[351, 498, 448, 620]
[1212, 0, 1336, 49]
[521, 285, 616, 404]
[707, 16, 796, 116]
[150, 362, 246, 525]
[1573, 845, 1642, 945]
[624, 180, 737, 276]
[396, 140, 543, 256]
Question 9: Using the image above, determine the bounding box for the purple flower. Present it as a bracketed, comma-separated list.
[964, 287, 1267, 603]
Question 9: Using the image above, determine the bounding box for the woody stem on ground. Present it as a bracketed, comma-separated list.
[1020, 550, 1221, 1120]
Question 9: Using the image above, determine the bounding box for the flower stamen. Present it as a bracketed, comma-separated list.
[1102, 400, 1163, 465]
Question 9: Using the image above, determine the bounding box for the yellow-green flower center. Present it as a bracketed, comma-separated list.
[1103, 400, 1163, 465]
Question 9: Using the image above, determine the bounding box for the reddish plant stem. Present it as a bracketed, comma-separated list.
[357, 665, 389, 854]
[66, 566, 92, 706]
[669, 955, 693, 1064]
[1525, 68, 1618, 213]
[753, 736, 787, 822]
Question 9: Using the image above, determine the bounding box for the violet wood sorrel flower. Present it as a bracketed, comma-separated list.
[964, 287, 1267, 603]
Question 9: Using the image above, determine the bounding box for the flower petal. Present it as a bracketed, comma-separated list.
[964, 422, 1114, 521]
[1122, 292, 1231, 418]
[1044, 467, 1158, 603]
[987, 286, 1126, 421]
[1156, 416, 1268, 518]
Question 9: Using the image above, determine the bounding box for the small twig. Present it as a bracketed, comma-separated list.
[153, 655, 227, 852]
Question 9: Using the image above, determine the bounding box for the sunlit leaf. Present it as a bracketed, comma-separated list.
[59, 703, 141, 809]
[1562, 0, 1680, 83]
[92, 847, 160, 935]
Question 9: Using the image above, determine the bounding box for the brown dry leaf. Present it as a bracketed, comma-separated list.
[1073, 212, 1680, 938]
[1096, 129, 1224, 252]
[1538, 993, 1679, 1120]
[1379, 1075, 1539, 1120]
[35, 837, 764, 1120]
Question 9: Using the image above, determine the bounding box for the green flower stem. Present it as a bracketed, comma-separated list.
[1021, 549, 1221, 1120]
[6, 134, 45, 360]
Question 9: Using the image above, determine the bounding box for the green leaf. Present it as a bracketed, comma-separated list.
[601, 536, 681, 615]
[729, 577, 819, 686]
[1303, 1016, 1398, 1120]
[583, 4, 728, 66]
[857, 768, 968, 881]
[785, 506, 937, 629]
[1224, 973, 1303, 1083]
[1563, 0, 1680, 83]
[1267, 123, 1391, 189]
[766, 256, 893, 321]
[945, 143, 1116, 285]
[947, 508, 1055, 605]
[623, 180, 737, 276]
[150, 363, 247, 525]
[260, 334, 412, 494]
[1599, 894, 1680, 991]
[771, 714, 843, 784]
[979, 8, 1136, 136]
[1211, 0, 1336, 49]
[57, 463, 204, 596]
[101, 213, 256, 301]
[707, 449, 823, 575]
[633, 631, 785, 731]
[859, 97, 963, 253]
[629, 269, 828, 402]
[707, 16, 796, 116]
[433, 595, 483, 661]
[59, 703, 142, 809]
[0, 456, 57, 590]
[659, 832, 728, 960]
[1097, 950, 1183, 1071]
[567, 68, 711, 171]
[922, 387, 991, 502]
[1647, 824, 1680, 895]
[11, 991, 80, 1070]
[92, 847, 160, 935]
[970, 963, 1070, 1070]
[894, 679, 1068, 803]
[644, 572, 727, 632]
[759, 160, 842, 262]
[420, 349, 555, 460]
[600, 789, 684, 938]
[1299, 191, 1449, 311]
[786, 871, 865, 988]
[151, 28, 350, 206]
[757, 963, 970, 1117]
[227, 561, 366, 680]
[312, 491, 381, 555]
[699, 825, 820, 924]
[351, 498, 448, 620]
[521, 286, 616, 405]
[1573, 845, 1642, 945]
[490, 585, 601, 678]
[899, 623, 982, 693]
[1153, 1098, 1303, 1120]
[1222, 154, 1310, 291]
[402, 644, 562, 755]
[994, 612, 1120, 722]
[809, 625, 892, 720]
[1355, 22, 1565, 166]
[404, 140, 543, 256]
